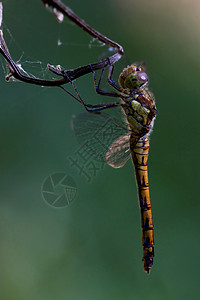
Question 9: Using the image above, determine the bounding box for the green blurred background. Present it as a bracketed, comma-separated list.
[1, 0, 200, 299]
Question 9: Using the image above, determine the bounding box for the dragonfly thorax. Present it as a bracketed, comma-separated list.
[122, 90, 156, 138]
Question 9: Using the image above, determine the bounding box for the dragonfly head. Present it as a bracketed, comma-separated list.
[118, 64, 148, 90]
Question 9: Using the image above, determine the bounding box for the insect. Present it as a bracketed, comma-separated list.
[0, 0, 157, 273]
[71, 63, 156, 274]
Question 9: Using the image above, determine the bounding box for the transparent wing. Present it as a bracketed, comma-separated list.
[105, 133, 131, 168]
[71, 111, 131, 168]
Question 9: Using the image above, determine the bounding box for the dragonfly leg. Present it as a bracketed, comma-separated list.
[60, 85, 120, 112]
[60, 67, 122, 112]
[61, 71, 92, 112]
[86, 102, 121, 111]
[90, 64, 121, 98]
[107, 64, 123, 92]
[60, 85, 82, 104]
[60, 80, 121, 113]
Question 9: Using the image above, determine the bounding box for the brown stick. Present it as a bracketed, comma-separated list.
[0, 1, 124, 87]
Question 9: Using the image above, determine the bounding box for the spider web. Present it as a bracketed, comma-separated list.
[0, 2, 123, 114]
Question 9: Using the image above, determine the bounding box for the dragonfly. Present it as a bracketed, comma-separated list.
[71, 63, 157, 274]
[0, 0, 156, 273]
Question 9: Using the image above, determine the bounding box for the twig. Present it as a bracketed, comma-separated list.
[41, 0, 124, 56]
[0, 0, 124, 87]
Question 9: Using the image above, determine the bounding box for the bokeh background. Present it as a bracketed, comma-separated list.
[1, 0, 200, 299]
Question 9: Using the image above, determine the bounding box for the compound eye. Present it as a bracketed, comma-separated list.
[137, 71, 148, 83]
